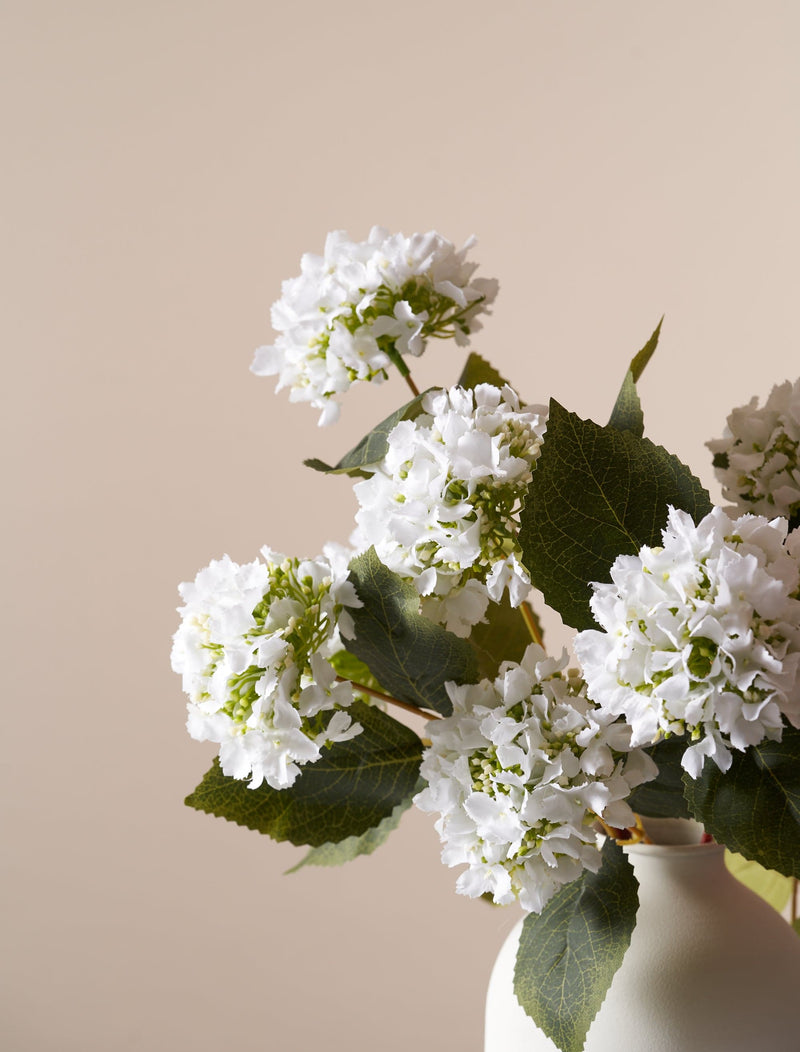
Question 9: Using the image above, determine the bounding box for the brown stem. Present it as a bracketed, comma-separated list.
[404, 372, 420, 397]
[520, 601, 544, 648]
[337, 677, 440, 722]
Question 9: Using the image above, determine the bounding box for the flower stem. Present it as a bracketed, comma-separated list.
[337, 677, 440, 722]
[384, 344, 420, 397]
[404, 373, 420, 397]
[520, 601, 544, 647]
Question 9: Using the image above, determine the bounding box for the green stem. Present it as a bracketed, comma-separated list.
[427, 295, 485, 338]
[384, 344, 420, 396]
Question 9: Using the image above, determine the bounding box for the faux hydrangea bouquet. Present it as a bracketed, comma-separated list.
[173, 228, 800, 1052]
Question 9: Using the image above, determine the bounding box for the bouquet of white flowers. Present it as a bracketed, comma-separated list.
[172, 228, 800, 1052]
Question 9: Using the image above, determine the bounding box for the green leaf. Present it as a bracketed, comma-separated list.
[725, 851, 794, 913]
[683, 725, 800, 878]
[628, 317, 664, 384]
[329, 648, 385, 696]
[468, 597, 541, 681]
[344, 548, 478, 716]
[514, 841, 639, 1052]
[518, 400, 713, 631]
[608, 372, 641, 436]
[456, 351, 509, 391]
[793, 918, 800, 937]
[304, 389, 433, 477]
[185, 700, 423, 847]
[627, 735, 691, 819]
[286, 786, 418, 872]
[607, 318, 663, 438]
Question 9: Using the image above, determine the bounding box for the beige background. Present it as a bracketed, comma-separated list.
[3, 2, 798, 1050]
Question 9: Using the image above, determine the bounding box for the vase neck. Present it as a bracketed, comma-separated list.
[638, 816, 705, 845]
[624, 841, 727, 888]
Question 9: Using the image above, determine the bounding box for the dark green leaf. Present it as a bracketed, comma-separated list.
[683, 725, 800, 878]
[607, 318, 663, 438]
[519, 399, 713, 631]
[514, 841, 639, 1052]
[793, 918, 800, 937]
[304, 389, 433, 477]
[185, 700, 423, 847]
[468, 597, 541, 681]
[286, 785, 419, 872]
[627, 735, 691, 819]
[344, 548, 478, 716]
[456, 351, 510, 391]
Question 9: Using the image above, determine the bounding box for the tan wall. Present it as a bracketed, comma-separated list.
[3, 2, 798, 1049]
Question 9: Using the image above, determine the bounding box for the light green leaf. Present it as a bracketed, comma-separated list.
[304, 389, 433, 477]
[456, 351, 510, 391]
[518, 399, 713, 631]
[468, 597, 542, 681]
[286, 787, 418, 872]
[626, 734, 691, 820]
[329, 648, 385, 696]
[725, 851, 794, 913]
[514, 841, 639, 1052]
[607, 318, 663, 437]
[345, 548, 478, 716]
[184, 701, 423, 847]
[683, 725, 800, 878]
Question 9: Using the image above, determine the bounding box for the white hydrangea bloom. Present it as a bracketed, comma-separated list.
[251, 227, 498, 425]
[171, 545, 363, 790]
[351, 384, 547, 636]
[574, 507, 800, 778]
[707, 377, 800, 523]
[414, 645, 656, 913]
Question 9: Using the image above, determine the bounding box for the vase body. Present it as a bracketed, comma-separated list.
[485, 836, 800, 1052]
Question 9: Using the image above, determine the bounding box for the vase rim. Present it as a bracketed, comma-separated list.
[636, 815, 706, 846]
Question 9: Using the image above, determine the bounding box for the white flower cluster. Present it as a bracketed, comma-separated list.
[351, 384, 547, 636]
[414, 646, 656, 914]
[251, 227, 498, 425]
[707, 377, 800, 523]
[171, 547, 363, 790]
[574, 507, 800, 778]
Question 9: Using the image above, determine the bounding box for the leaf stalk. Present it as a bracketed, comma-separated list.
[520, 600, 544, 648]
[336, 676, 441, 723]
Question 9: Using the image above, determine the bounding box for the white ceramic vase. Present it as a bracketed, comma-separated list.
[485, 823, 800, 1052]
